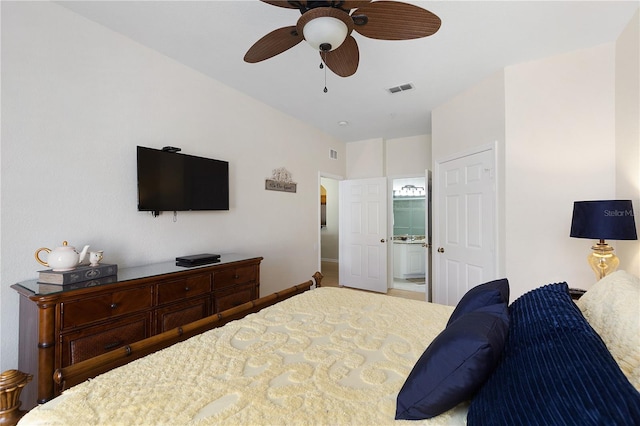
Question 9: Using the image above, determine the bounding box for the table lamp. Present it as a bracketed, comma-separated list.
[570, 200, 637, 280]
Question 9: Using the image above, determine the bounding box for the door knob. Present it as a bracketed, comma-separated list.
[437, 247, 445, 253]
[380, 239, 386, 243]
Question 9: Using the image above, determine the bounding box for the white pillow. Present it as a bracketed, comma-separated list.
[576, 270, 640, 390]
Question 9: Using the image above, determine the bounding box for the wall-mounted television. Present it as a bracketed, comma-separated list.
[137, 146, 229, 214]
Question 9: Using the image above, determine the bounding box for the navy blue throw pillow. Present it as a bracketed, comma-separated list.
[467, 282, 640, 425]
[447, 278, 510, 326]
[396, 303, 509, 420]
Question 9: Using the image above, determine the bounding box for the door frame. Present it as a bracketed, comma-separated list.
[318, 172, 344, 277]
[432, 142, 501, 298]
[387, 172, 430, 299]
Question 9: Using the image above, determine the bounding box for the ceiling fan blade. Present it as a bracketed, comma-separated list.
[352, 1, 441, 40]
[259, 1, 304, 9]
[322, 35, 359, 77]
[244, 26, 303, 63]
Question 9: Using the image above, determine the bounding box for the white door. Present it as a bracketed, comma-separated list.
[339, 177, 388, 293]
[433, 147, 496, 305]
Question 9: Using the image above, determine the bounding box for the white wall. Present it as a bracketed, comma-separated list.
[346, 138, 384, 179]
[386, 135, 431, 177]
[504, 43, 617, 296]
[346, 135, 431, 179]
[615, 10, 640, 276]
[432, 71, 506, 162]
[0, 2, 345, 371]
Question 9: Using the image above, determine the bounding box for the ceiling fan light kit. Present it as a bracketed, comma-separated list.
[299, 8, 353, 52]
[245, 0, 441, 78]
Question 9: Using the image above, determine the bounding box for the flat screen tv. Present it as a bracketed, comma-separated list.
[137, 146, 229, 213]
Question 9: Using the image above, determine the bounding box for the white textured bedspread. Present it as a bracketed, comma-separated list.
[20, 287, 467, 425]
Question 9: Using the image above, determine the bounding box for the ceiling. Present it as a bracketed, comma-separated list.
[56, 1, 639, 143]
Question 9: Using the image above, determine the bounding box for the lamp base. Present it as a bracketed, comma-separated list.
[587, 240, 619, 280]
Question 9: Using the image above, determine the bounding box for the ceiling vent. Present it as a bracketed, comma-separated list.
[387, 83, 415, 94]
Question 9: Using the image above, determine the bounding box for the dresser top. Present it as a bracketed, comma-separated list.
[13, 253, 262, 296]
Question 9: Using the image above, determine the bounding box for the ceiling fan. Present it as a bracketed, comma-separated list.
[244, 1, 441, 77]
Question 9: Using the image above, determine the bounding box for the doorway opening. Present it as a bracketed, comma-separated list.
[319, 175, 341, 287]
[390, 176, 431, 295]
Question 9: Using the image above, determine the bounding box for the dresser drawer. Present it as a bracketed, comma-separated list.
[214, 283, 256, 312]
[61, 314, 150, 366]
[157, 274, 211, 305]
[213, 265, 257, 289]
[61, 286, 152, 329]
[156, 296, 210, 333]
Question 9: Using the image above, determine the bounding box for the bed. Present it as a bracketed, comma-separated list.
[9, 270, 640, 425]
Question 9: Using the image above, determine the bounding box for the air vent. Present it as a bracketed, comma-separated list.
[387, 83, 415, 94]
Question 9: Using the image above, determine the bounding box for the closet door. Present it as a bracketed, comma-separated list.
[433, 147, 497, 305]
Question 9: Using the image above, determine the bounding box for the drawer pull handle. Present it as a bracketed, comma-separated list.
[104, 340, 122, 350]
[234, 275, 239, 279]
[184, 287, 190, 292]
[110, 303, 117, 309]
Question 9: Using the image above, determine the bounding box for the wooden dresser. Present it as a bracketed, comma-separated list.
[11, 254, 262, 410]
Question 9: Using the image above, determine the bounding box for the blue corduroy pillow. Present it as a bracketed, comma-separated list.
[467, 282, 640, 425]
[395, 303, 509, 420]
[447, 278, 510, 326]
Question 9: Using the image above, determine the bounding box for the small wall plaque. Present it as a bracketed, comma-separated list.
[265, 180, 297, 193]
[266, 167, 297, 193]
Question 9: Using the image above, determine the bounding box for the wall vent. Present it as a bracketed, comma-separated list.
[387, 83, 414, 94]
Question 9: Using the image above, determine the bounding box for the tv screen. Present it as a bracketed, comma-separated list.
[137, 146, 229, 213]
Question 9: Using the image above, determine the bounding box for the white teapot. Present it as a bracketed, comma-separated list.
[35, 241, 90, 271]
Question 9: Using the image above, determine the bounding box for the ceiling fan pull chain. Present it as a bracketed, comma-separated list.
[323, 67, 328, 93]
[321, 52, 328, 93]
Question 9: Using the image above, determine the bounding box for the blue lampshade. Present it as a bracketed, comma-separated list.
[570, 200, 637, 240]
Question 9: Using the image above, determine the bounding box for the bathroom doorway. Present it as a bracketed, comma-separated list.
[390, 175, 431, 298]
